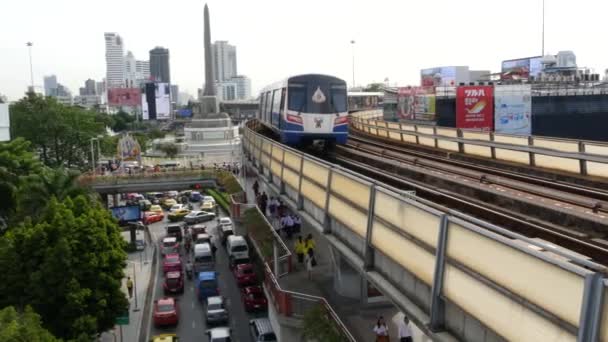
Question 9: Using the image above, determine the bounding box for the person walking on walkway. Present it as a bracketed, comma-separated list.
[268, 197, 277, 217]
[293, 214, 301, 233]
[284, 214, 295, 239]
[398, 315, 413, 342]
[295, 236, 306, 266]
[304, 234, 315, 256]
[305, 248, 314, 280]
[373, 316, 390, 342]
[126, 277, 134, 299]
[253, 180, 259, 197]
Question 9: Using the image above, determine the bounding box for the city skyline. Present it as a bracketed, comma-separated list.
[2, 0, 607, 101]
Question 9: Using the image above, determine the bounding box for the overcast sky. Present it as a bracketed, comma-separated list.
[1, 0, 606, 101]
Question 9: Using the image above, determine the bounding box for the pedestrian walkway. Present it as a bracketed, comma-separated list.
[239, 166, 432, 342]
[99, 230, 154, 342]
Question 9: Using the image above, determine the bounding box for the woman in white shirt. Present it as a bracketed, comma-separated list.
[398, 315, 413, 342]
[373, 316, 389, 342]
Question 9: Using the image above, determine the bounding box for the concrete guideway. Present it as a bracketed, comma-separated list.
[242, 123, 608, 342]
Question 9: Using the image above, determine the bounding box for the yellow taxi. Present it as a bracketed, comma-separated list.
[200, 200, 216, 212]
[151, 333, 179, 342]
[150, 204, 163, 214]
[168, 208, 190, 222]
[162, 198, 177, 209]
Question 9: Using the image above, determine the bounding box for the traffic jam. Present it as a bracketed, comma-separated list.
[125, 190, 276, 342]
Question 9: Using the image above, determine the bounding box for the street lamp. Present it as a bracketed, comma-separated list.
[350, 40, 356, 88]
[26, 42, 34, 92]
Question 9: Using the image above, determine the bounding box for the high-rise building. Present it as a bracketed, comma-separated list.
[215, 75, 251, 101]
[149, 47, 170, 84]
[170, 85, 179, 104]
[44, 75, 57, 96]
[232, 75, 251, 99]
[136, 60, 150, 82]
[96, 80, 106, 97]
[212, 41, 237, 82]
[85, 79, 96, 95]
[124, 51, 137, 88]
[104, 33, 125, 88]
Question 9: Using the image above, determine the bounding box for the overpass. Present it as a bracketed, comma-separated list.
[242, 124, 608, 342]
[81, 170, 218, 195]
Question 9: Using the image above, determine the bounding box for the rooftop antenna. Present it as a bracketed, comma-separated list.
[542, 0, 545, 56]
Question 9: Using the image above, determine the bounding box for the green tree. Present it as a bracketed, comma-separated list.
[9, 94, 106, 169]
[159, 142, 179, 158]
[363, 83, 384, 92]
[302, 305, 344, 342]
[0, 138, 43, 224]
[0, 196, 128, 340]
[148, 128, 165, 140]
[0, 306, 61, 341]
[110, 111, 136, 132]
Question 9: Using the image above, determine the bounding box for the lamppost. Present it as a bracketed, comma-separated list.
[26, 42, 34, 92]
[350, 40, 356, 88]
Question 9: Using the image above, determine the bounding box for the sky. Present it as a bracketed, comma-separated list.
[1, 0, 607, 101]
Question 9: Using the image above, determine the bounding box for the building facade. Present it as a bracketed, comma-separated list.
[136, 60, 150, 82]
[149, 47, 170, 84]
[44, 75, 57, 96]
[104, 33, 125, 88]
[125, 51, 150, 87]
[215, 75, 251, 101]
[212, 41, 237, 82]
[74, 95, 103, 109]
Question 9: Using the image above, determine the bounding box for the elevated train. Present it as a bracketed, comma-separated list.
[257, 74, 348, 146]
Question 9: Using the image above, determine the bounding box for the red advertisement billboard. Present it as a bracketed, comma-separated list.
[108, 88, 141, 106]
[456, 86, 494, 130]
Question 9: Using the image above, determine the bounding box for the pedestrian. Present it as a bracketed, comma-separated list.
[268, 197, 277, 217]
[398, 315, 413, 342]
[293, 215, 301, 233]
[126, 277, 134, 299]
[305, 248, 314, 280]
[295, 236, 306, 265]
[285, 214, 295, 239]
[373, 316, 390, 342]
[253, 180, 259, 197]
[304, 234, 315, 257]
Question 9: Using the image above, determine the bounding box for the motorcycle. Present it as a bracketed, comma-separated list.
[186, 268, 193, 280]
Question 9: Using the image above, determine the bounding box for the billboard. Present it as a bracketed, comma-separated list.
[110, 205, 141, 223]
[494, 84, 532, 135]
[421, 67, 457, 87]
[117, 134, 142, 161]
[155, 83, 171, 120]
[108, 88, 141, 106]
[501, 56, 542, 80]
[397, 87, 436, 121]
[456, 86, 494, 130]
[177, 108, 193, 118]
[0, 103, 9, 141]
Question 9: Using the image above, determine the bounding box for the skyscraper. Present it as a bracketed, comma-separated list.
[85, 79, 96, 95]
[44, 75, 57, 96]
[149, 47, 170, 84]
[105, 33, 125, 88]
[124, 51, 137, 87]
[212, 41, 237, 82]
[136, 60, 150, 82]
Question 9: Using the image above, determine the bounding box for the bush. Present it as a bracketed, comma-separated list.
[206, 189, 230, 213]
[303, 305, 345, 342]
[215, 171, 242, 194]
[243, 208, 274, 259]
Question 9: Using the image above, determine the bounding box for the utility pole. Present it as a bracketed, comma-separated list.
[542, 0, 545, 56]
[350, 40, 356, 88]
[26, 42, 34, 92]
[132, 263, 140, 312]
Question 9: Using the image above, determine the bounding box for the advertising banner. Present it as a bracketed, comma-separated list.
[155, 83, 171, 120]
[110, 205, 141, 223]
[177, 108, 193, 118]
[421, 67, 457, 87]
[456, 86, 494, 130]
[494, 85, 532, 135]
[108, 88, 141, 106]
[501, 56, 542, 80]
[397, 87, 436, 121]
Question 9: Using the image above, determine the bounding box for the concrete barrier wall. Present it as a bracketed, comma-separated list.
[242, 125, 607, 342]
[350, 116, 608, 178]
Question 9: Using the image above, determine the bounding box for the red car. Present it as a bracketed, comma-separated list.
[241, 285, 267, 312]
[143, 211, 164, 225]
[163, 253, 182, 273]
[153, 297, 179, 326]
[233, 263, 257, 287]
[164, 271, 184, 294]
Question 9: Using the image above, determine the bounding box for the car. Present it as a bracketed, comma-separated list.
[196, 271, 220, 301]
[150, 204, 163, 214]
[200, 200, 216, 212]
[241, 286, 268, 312]
[139, 199, 152, 211]
[164, 191, 179, 198]
[229, 256, 250, 270]
[168, 208, 190, 222]
[233, 263, 257, 286]
[202, 195, 216, 204]
[166, 223, 184, 241]
[151, 333, 179, 342]
[135, 239, 146, 251]
[205, 296, 229, 325]
[144, 211, 164, 224]
[162, 198, 178, 209]
[164, 271, 184, 294]
[163, 253, 182, 273]
[153, 297, 179, 327]
[194, 233, 211, 245]
[161, 237, 179, 256]
[249, 318, 276, 342]
[184, 210, 216, 224]
[169, 204, 186, 212]
[218, 217, 232, 229]
[206, 327, 231, 342]
[190, 224, 207, 237]
[190, 191, 203, 202]
[219, 224, 234, 246]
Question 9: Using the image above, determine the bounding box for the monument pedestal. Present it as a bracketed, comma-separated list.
[199, 96, 218, 116]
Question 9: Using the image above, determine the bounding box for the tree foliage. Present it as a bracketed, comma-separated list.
[363, 83, 384, 92]
[302, 305, 345, 342]
[109, 111, 136, 132]
[159, 142, 179, 158]
[0, 306, 61, 342]
[0, 196, 128, 340]
[9, 94, 106, 169]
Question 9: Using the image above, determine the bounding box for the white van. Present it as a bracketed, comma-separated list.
[194, 243, 214, 272]
[226, 235, 249, 260]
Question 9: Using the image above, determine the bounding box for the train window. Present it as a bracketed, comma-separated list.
[288, 84, 307, 112]
[330, 85, 347, 113]
[271, 89, 281, 126]
[259, 95, 265, 120]
[264, 92, 272, 122]
[279, 88, 286, 114]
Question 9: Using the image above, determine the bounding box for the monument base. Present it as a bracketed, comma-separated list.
[198, 96, 218, 117]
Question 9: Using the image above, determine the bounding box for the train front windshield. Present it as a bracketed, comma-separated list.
[288, 82, 347, 114]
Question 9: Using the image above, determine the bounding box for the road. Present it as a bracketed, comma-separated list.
[145, 203, 266, 341]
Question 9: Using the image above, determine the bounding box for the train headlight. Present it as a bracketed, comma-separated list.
[286, 114, 303, 124]
[334, 116, 348, 125]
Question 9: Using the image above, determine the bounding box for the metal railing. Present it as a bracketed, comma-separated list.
[230, 190, 355, 341]
[80, 169, 218, 186]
